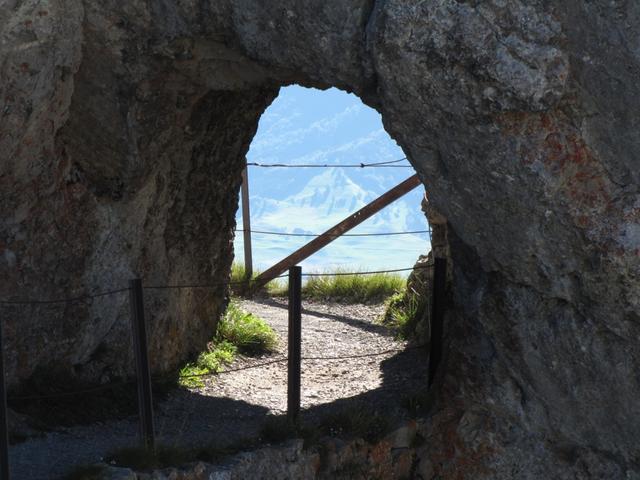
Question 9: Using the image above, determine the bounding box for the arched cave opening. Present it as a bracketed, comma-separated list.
[2, 2, 638, 477]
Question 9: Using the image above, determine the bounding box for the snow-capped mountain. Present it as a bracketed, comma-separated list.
[248, 168, 424, 236]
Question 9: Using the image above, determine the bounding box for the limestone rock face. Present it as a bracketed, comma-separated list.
[1, 1, 639, 477]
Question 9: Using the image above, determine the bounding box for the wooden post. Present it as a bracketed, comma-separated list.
[0, 317, 10, 480]
[241, 167, 253, 279]
[428, 258, 447, 387]
[129, 279, 155, 450]
[287, 266, 302, 425]
[253, 174, 422, 289]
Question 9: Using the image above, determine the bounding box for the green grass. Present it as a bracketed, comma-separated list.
[231, 263, 406, 303]
[301, 269, 405, 303]
[179, 340, 237, 388]
[381, 290, 423, 339]
[217, 301, 278, 355]
[179, 301, 277, 388]
[230, 263, 287, 297]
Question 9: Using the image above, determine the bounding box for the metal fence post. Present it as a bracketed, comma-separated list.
[287, 266, 302, 424]
[428, 258, 447, 387]
[129, 279, 155, 450]
[0, 317, 10, 480]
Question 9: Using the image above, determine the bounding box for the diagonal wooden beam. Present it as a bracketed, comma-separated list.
[252, 174, 422, 289]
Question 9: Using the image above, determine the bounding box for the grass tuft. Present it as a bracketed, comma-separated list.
[230, 263, 287, 297]
[179, 340, 237, 388]
[218, 302, 278, 354]
[381, 290, 423, 339]
[179, 301, 277, 388]
[301, 269, 405, 304]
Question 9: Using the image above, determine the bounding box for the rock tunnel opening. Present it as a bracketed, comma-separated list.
[2, 1, 638, 476]
[234, 84, 431, 276]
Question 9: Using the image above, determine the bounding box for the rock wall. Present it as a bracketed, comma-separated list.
[1, 1, 639, 477]
[91, 420, 428, 480]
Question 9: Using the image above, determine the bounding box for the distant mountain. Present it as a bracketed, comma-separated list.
[248, 168, 424, 235]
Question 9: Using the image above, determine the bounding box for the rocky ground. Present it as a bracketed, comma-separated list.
[9, 298, 429, 480]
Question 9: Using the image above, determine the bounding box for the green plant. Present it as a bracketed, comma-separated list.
[217, 302, 278, 354]
[178, 301, 277, 388]
[301, 269, 405, 303]
[382, 289, 423, 339]
[179, 340, 237, 388]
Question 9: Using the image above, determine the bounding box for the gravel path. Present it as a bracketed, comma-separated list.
[9, 298, 429, 479]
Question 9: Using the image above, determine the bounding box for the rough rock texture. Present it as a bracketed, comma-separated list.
[1, 1, 640, 477]
[96, 421, 422, 480]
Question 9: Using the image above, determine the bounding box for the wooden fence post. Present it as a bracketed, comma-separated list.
[241, 167, 253, 279]
[287, 266, 302, 424]
[428, 258, 447, 387]
[129, 279, 155, 450]
[0, 317, 10, 480]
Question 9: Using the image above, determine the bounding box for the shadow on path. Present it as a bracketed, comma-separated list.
[250, 296, 393, 337]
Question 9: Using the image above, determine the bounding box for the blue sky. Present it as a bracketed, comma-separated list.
[234, 85, 430, 273]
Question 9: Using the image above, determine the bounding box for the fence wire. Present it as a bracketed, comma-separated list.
[236, 228, 431, 237]
[6, 343, 426, 401]
[246, 157, 412, 169]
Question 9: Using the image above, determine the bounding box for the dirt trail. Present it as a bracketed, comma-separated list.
[9, 298, 429, 480]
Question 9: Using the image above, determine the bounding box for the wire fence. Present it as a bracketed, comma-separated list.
[236, 228, 431, 237]
[0, 265, 433, 304]
[246, 157, 413, 169]
[0, 261, 442, 479]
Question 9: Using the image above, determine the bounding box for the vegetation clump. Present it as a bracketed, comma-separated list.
[179, 301, 277, 388]
[218, 301, 278, 355]
[231, 263, 405, 303]
[380, 260, 431, 340]
[301, 269, 405, 304]
[229, 263, 287, 297]
[381, 290, 423, 339]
